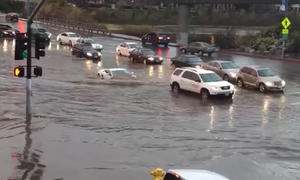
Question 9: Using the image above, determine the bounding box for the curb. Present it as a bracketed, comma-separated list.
[220, 49, 300, 64]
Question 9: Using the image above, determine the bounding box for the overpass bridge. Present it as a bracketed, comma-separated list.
[177, 0, 299, 45]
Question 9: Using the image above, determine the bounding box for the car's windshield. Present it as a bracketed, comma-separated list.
[142, 50, 155, 56]
[82, 45, 94, 51]
[69, 33, 79, 37]
[200, 73, 222, 82]
[128, 44, 140, 49]
[258, 69, 275, 77]
[200, 42, 211, 47]
[112, 69, 131, 76]
[38, 28, 46, 33]
[187, 57, 203, 63]
[221, 62, 239, 69]
[83, 39, 93, 43]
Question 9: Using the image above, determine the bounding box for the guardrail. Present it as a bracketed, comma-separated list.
[35, 18, 112, 37]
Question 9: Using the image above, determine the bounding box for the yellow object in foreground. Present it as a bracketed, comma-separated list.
[151, 168, 166, 180]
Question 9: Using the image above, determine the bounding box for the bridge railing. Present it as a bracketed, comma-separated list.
[35, 17, 111, 37]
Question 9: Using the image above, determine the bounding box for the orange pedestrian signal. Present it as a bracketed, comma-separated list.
[14, 66, 25, 77]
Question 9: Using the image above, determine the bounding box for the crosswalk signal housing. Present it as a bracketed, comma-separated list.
[14, 66, 25, 77]
[35, 34, 46, 60]
[14, 33, 27, 60]
[34, 66, 42, 77]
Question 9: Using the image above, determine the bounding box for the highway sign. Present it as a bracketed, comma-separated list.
[282, 29, 289, 34]
[281, 17, 291, 29]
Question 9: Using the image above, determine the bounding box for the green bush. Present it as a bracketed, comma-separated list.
[215, 31, 237, 49]
[0, 0, 24, 13]
[252, 36, 276, 51]
[287, 31, 300, 55]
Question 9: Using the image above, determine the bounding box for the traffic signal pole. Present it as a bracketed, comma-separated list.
[26, 0, 46, 120]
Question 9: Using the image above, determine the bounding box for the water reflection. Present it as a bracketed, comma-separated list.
[85, 60, 93, 70]
[9, 118, 46, 180]
[97, 60, 103, 68]
[47, 42, 52, 51]
[148, 65, 154, 77]
[209, 105, 215, 130]
[3, 39, 8, 52]
[228, 105, 234, 128]
[158, 65, 164, 79]
[262, 97, 270, 126]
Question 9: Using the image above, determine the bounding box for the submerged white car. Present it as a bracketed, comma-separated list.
[57, 32, 81, 46]
[97, 68, 136, 80]
[170, 67, 235, 99]
[116, 42, 141, 57]
[163, 169, 230, 180]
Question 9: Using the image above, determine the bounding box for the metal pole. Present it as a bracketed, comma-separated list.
[25, 0, 47, 121]
[26, 25, 32, 121]
[282, 0, 289, 57]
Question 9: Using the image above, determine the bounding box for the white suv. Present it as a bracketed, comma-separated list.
[170, 67, 235, 99]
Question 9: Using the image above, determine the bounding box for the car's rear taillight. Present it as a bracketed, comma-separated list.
[158, 36, 163, 40]
[167, 36, 170, 40]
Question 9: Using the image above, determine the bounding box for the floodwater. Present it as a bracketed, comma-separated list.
[0, 24, 300, 180]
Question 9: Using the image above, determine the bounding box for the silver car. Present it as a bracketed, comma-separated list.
[237, 65, 286, 92]
[202, 60, 239, 82]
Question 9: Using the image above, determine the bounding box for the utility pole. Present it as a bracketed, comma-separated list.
[26, 0, 47, 120]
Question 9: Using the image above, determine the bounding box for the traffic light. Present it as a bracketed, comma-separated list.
[34, 66, 42, 77]
[14, 66, 25, 77]
[14, 33, 27, 60]
[35, 34, 46, 60]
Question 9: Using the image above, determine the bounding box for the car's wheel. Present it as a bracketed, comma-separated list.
[118, 50, 122, 56]
[59, 39, 62, 45]
[259, 83, 266, 93]
[171, 83, 180, 93]
[200, 89, 210, 100]
[223, 74, 230, 82]
[164, 43, 168, 47]
[180, 48, 187, 54]
[129, 56, 134, 62]
[97, 73, 100, 77]
[237, 78, 244, 88]
[198, 50, 203, 56]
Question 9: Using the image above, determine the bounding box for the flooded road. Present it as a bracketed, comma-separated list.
[1, 29, 300, 180]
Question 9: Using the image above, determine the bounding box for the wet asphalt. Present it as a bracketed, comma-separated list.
[0, 20, 300, 180]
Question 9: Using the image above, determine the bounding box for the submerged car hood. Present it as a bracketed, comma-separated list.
[260, 76, 282, 82]
[92, 43, 103, 49]
[85, 50, 101, 54]
[112, 74, 134, 79]
[205, 81, 232, 87]
[223, 68, 239, 74]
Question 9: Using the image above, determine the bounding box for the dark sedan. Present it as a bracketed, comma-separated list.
[0, 24, 18, 38]
[72, 43, 102, 60]
[171, 55, 204, 68]
[32, 28, 51, 43]
[141, 33, 170, 47]
[179, 41, 217, 56]
[129, 48, 163, 64]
